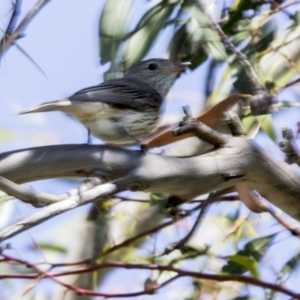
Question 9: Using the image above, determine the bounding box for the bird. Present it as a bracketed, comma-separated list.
[20, 58, 190, 146]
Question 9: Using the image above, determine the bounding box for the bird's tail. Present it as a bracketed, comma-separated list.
[19, 98, 72, 114]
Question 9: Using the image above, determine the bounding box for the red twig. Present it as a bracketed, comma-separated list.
[0, 257, 299, 299]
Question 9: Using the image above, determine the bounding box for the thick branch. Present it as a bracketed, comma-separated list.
[0, 138, 300, 241]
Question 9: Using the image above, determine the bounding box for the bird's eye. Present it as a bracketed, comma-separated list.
[148, 63, 158, 70]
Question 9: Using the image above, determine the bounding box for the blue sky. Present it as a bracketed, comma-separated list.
[1, 0, 300, 299]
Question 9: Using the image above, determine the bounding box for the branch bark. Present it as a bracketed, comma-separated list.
[0, 134, 299, 241]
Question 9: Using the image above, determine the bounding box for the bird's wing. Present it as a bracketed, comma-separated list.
[69, 78, 162, 111]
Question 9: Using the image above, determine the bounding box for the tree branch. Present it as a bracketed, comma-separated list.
[0, 137, 299, 241]
[0, 182, 120, 241]
[0, 0, 50, 58]
[5, 0, 23, 36]
[1, 255, 300, 299]
[0, 175, 63, 206]
[195, 0, 274, 115]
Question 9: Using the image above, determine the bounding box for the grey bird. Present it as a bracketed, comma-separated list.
[20, 59, 190, 145]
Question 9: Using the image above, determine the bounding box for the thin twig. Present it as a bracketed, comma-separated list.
[196, 0, 265, 95]
[267, 205, 300, 238]
[1, 256, 300, 299]
[196, 0, 274, 116]
[224, 111, 245, 136]
[0, 175, 63, 206]
[6, 0, 23, 36]
[100, 220, 174, 258]
[278, 77, 300, 92]
[173, 107, 229, 146]
[0, 182, 120, 241]
[99, 204, 203, 258]
[267, 0, 300, 17]
[0, 0, 50, 58]
[159, 200, 210, 256]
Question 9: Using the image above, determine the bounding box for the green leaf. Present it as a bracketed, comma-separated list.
[103, 61, 124, 81]
[150, 193, 168, 215]
[168, 2, 227, 70]
[169, 245, 209, 266]
[230, 297, 251, 300]
[96, 211, 110, 226]
[260, 115, 276, 141]
[123, 2, 177, 69]
[99, 0, 131, 64]
[222, 234, 275, 275]
[230, 42, 257, 94]
[242, 115, 276, 141]
[292, 11, 300, 26]
[232, 30, 251, 46]
[224, 0, 264, 34]
[34, 243, 66, 253]
[168, 21, 207, 68]
[281, 249, 300, 275]
[224, 254, 259, 278]
[243, 234, 275, 261]
[255, 19, 276, 53]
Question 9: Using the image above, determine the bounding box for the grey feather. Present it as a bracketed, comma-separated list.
[69, 78, 162, 111]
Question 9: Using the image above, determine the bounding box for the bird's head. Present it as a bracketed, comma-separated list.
[125, 59, 191, 98]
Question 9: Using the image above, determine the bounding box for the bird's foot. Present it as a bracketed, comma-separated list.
[140, 144, 148, 153]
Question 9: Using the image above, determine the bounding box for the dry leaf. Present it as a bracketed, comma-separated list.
[145, 94, 251, 148]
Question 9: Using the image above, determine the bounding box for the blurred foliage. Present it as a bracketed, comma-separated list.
[222, 234, 276, 277]
[97, 1, 300, 298]
[31, 243, 66, 253]
[0, 127, 17, 143]
[99, 0, 300, 142]
[2, 1, 300, 299]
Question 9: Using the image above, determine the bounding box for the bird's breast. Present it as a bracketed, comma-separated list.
[82, 110, 159, 144]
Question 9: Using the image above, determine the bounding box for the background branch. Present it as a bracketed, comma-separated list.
[0, 0, 50, 59]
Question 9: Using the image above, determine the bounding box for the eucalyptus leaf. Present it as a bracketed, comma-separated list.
[168, 21, 207, 67]
[169, 2, 226, 66]
[260, 115, 276, 141]
[243, 234, 275, 260]
[281, 250, 300, 275]
[99, 0, 131, 64]
[224, 0, 264, 34]
[123, 2, 177, 69]
[223, 254, 259, 278]
[222, 234, 275, 275]
[33, 243, 66, 253]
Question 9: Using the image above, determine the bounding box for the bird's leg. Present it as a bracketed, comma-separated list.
[87, 129, 93, 145]
[117, 124, 147, 152]
[123, 127, 147, 152]
[140, 144, 148, 152]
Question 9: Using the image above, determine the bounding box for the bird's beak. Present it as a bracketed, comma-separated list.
[165, 62, 191, 73]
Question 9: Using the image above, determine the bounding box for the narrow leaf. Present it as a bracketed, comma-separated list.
[123, 2, 177, 69]
[224, 254, 259, 278]
[99, 0, 131, 64]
